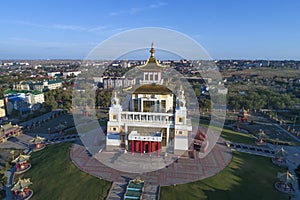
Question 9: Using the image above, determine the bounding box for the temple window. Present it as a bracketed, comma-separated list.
[161, 100, 166, 111]
[144, 72, 148, 80]
[134, 99, 139, 112]
[154, 73, 158, 81]
[149, 73, 153, 80]
[179, 117, 183, 123]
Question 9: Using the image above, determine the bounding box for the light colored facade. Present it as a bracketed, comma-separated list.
[33, 83, 44, 91]
[0, 99, 6, 118]
[13, 81, 31, 91]
[62, 71, 81, 77]
[47, 72, 61, 77]
[106, 44, 192, 155]
[33, 80, 62, 91]
[47, 80, 62, 90]
[28, 92, 45, 105]
[103, 77, 136, 89]
[4, 90, 44, 112]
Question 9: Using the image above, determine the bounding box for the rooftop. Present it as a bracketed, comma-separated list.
[137, 43, 165, 72]
[133, 84, 172, 94]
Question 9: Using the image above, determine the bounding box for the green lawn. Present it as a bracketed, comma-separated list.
[221, 126, 256, 145]
[17, 142, 111, 200]
[199, 122, 256, 145]
[160, 152, 287, 200]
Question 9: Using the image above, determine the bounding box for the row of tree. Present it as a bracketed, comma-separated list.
[227, 88, 299, 110]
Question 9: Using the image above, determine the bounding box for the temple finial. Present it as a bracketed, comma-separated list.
[113, 90, 117, 98]
[150, 42, 155, 58]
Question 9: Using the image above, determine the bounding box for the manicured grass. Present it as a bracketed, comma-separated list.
[160, 152, 287, 200]
[17, 142, 111, 200]
[221, 126, 256, 145]
[199, 122, 256, 145]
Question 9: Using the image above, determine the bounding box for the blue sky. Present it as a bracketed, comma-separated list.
[0, 0, 300, 60]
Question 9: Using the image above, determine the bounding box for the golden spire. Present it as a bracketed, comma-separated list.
[149, 42, 155, 58]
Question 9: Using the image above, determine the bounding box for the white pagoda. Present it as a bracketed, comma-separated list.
[106, 43, 192, 156]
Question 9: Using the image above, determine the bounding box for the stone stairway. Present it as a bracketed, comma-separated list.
[106, 182, 160, 200]
[106, 182, 127, 200]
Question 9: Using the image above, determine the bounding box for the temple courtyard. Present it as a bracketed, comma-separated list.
[13, 141, 289, 200]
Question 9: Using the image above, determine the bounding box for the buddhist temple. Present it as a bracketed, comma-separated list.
[272, 147, 288, 166]
[275, 171, 297, 194]
[106, 43, 193, 156]
[0, 122, 22, 143]
[12, 153, 31, 174]
[257, 129, 266, 145]
[237, 107, 248, 123]
[30, 135, 46, 151]
[11, 177, 33, 200]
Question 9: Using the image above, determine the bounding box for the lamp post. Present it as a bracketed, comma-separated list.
[294, 153, 298, 165]
[293, 116, 297, 129]
[10, 150, 15, 162]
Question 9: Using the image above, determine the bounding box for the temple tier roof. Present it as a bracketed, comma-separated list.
[277, 171, 297, 184]
[11, 178, 32, 191]
[30, 135, 45, 143]
[275, 147, 288, 157]
[133, 84, 172, 94]
[137, 42, 165, 72]
[12, 154, 30, 163]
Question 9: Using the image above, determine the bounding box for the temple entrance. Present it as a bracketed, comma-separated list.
[130, 140, 161, 156]
[143, 142, 149, 153]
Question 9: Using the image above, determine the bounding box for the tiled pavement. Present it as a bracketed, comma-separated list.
[71, 138, 232, 186]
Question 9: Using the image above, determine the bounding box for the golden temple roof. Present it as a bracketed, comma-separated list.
[12, 153, 30, 163]
[137, 43, 165, 72]
[30, 135, 45, 143]
[11, 178, 32, 191]
[133, 84, 172, 94]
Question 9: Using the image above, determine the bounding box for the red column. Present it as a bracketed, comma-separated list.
[158, 142, 160, 157]
[140, 140, 143, 155]
[148, 141, 151, 156]
[131, 140, 134, 155]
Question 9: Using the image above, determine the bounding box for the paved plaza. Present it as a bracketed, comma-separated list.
[71, 138, 232, 186]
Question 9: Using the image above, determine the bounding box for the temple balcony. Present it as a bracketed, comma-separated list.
[120, 111, 174, 124]
[139, 79, 163, 85]
[128, 130, 162, 142]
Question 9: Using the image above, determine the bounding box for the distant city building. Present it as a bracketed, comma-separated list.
[33, 80, 62, 91]
[13, 81, 32, 91]
[216, 87, 228, 94]
[47, 72, 61, 77]
[46, 80, 62, 90]
[0, 99, 6, 118]
[62, 71, 81, 77]
[33, 82, 44, 91]
[4, 90, 45, 113]
[93, 77, 103, 83]
[27, 91, 45, 105]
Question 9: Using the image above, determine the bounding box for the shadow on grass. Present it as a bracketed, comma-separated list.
[16, 142, 111, 200]
[160, 152, 287, 200]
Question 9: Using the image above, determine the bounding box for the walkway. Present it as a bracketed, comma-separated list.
[228, 142, 275, 157]
[71, 138, 232, 186]
[2, 133, 79, 200]
[106, 182, 160, 200]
